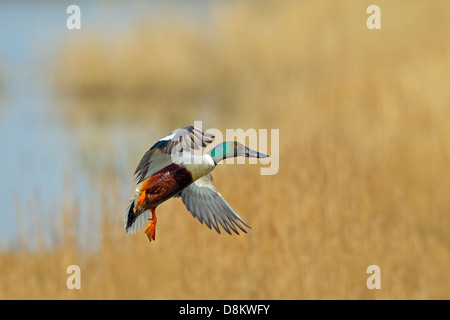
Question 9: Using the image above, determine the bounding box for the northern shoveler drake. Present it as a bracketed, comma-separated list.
[125, 125, 268, 242]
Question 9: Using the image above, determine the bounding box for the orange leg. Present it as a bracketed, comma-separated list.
[144, 208, 157, 242]
[134, 177, 154, 212]
[134, 190, 146, 212]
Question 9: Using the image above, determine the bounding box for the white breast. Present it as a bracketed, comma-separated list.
[177, 153, 216, 181]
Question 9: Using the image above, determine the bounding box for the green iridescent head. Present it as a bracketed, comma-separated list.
[209, 141, 269, 164]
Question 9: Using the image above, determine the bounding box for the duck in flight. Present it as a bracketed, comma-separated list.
[125, 125, 268, 242]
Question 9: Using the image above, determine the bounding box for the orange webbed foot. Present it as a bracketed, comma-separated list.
[144, 208, 157, 242]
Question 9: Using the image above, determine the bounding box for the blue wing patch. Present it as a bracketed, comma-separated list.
[150, 139, 169, 151]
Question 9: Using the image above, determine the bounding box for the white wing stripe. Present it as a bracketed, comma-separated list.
[160, 132, 176, 141]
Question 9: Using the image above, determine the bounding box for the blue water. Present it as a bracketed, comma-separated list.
[0, 1, 215, 248]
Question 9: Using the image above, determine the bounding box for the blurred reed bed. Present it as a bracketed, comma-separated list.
[2, 0, 450, 299]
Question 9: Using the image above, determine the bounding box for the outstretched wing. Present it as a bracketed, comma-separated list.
[134, 126, 215, 184]
[152, 125, 215, 154]
[179, 174, 250, 235]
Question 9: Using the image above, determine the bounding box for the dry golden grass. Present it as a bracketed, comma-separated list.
[2, 0, 450, 299]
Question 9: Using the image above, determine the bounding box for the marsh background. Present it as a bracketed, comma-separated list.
[0, 0, 449, 299]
